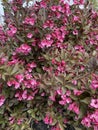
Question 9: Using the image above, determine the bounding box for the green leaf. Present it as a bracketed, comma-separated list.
[15, 125, 20, 130]
[78, 92, 90, 100]
[74, 127, 82, 130]
[16, 35, 25, 42]
[89, 0, 98, 10]
[36, 68, 42, 73]
[11, 64, 19, 75]
[0, 107, 5, 114]
[78, 103, 88, 119]
[80, 97, 91, 104]
[70, 94, 78, 100]
[28, 109, 35, 118]
[59, 123, 64, 130]
[65, 85, 76, 90]
[2, 74, 6, 81]
[55, 77, 63, 84]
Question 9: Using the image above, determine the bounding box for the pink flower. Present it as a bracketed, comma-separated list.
[14, 81, 20, 89]
[15, 89, 35, 101]
[7, 79, 20, 89]
[95, 35, 98, 40]
[8, 59, 19, 65]
[41, 92, 45, 96]
[73, 29, 78, 35]
[81, 116, 91, 128]
[16, 44, 31, 55]
[40, 39, 53, 48]
[15, 91, 22, 101]
[56, 60, 66, 73]
[59, 100, 66, 105]
[40, 1, 47, 8]
[49, 91, 56, 101]
[74, 45, 84, 52]
[55, 11, 61, 19]
[74, 0, 85, 5]
[73, 16, 80, 22]
[59, 91, 72, 105]
[17, 118, 23, 125]
[7, 80, 13, 87]
[51, 125, 61, 130]
[27, 95, 34, 100]
[25, 73, 32, 79]
[90, 110, 98, 125]
[0, 57, 8, 64]
[27, 62, 36, 69]
[68, 102, 79, 114]
[46, 34, 52, 40]
[57, 5, 63, 12]
[80, 66, 85, 71]
[43, 67, 52, 73]
[56, 88, 62, 95]
[63, 119, 68, 124]
[9, 117, 15, 124]
[23, 17, 35, 26]
[22, 90, 27, 100]
[7, 25, 17, 37]
[90, 99, 98, 108]
[80, 0, 85, 4]
[15, 74, 24, 83]
[29, 79, 37, 86]
[64, 3, 71, 16]
[12, 6, 18, 11]
[74, 89, 83, 96]
[43, 20, 54, 29]
[44, 114, 53, 125]
[72, 80, 77, 85]
[66, 90, 71, 96]
[94, 126, 98, 130]
[62, 96, 71, 104]
[27, 33, 33, 38]
[0, 95, 5, 107]
[51, 6, 57, 11]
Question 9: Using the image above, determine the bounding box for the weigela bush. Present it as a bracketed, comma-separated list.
[0, 0, 98, 130]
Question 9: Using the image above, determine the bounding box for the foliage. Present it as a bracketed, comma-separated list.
[89, 0, 98, 10]
[0, 0, 98, 130]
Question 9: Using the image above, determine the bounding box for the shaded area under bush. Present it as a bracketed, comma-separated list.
[31, 120, 75, 130]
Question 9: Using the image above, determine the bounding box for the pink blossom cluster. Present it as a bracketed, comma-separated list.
[9, 116, 23, 125]
[26, 62, 36, 72]
[0, 0, 98, 129]
[16, 44, 31, 55]
[7, 71, 38, 100]
[44, 114, 53, 125]
[81, 110, 98, 129]
[68, 102, 79, 115]
[15, 89, 38, 101]
[0, 95, 5, 107]
[23, 17, 35, 26]
[6, 60, 38, 101]
[7, 25, 17, 37]
[40, 38, 53, 48]
[52, 60, 66, 75]
[90, 98, 98, 109]
[57, 90, 72, 105]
